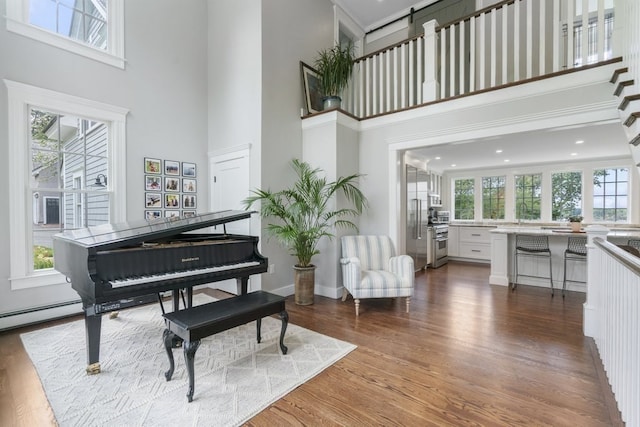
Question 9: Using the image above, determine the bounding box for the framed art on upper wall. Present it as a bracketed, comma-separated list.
[144, 157, 161, 174]
[300, 61, 323, 115]
[164, 160, 180, 176]
[182, 162, 196, 177]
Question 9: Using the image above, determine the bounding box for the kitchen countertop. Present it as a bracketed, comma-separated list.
[489, 225, 640, 238]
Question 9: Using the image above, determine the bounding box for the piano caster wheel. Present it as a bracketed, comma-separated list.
[109, 311, 120, 319]
[86, 362, 101, 375]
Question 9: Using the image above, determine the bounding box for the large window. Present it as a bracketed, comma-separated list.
[6, 0, 124, 68]
[552, 171, 583, 220]
[31, 109, 111, 271]
[514, 173, 542, 220]
[454, 178, 474, 220]
[593, 168, 628, 222]
[5, 79, 128, 290]
[482, 176, 505, 220]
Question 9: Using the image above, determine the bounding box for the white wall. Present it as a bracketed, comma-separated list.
[0, 0, 208, 320]
[207, 0, 335, 294]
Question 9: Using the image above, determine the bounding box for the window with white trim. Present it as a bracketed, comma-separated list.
[5, 0, 125, 68]
[552, 171, 583, 221]
[4, 79, 128, 290]
[514, 173, 542, 221]
[593, 167, 628, 222]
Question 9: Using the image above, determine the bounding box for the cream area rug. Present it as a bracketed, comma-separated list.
[20, 294, 356, 426]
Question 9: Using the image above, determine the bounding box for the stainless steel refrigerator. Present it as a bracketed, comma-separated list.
[406, 165, 429, 270]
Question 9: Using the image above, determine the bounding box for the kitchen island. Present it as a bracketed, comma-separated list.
[489, 225, 640, 292]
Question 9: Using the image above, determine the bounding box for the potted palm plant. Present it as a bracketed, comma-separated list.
[243, 159, 367, 305]
[314, 42, 355, 110]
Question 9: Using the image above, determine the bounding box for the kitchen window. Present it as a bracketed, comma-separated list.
[454, 178, 474, 220]
[515, 173, 542, 220]
[593, 167, 628, 222]
[5, 0, 125, 68]
[482, 176, 505, 220]
[552, 171, 583, 221]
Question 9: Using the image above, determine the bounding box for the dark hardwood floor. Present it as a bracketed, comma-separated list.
[0, 261, 623, 426]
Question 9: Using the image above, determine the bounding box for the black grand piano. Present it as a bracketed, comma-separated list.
[53, 210, 267, 374]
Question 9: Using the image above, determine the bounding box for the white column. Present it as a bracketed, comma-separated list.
[422, 19, 440, 102]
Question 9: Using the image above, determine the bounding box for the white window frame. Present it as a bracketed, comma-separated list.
[4, 79, 128, 290]
[5, 0, 125, 69]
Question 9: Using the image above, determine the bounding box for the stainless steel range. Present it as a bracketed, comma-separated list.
[431, 224, 449, 268]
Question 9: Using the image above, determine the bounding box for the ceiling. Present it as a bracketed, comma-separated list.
[411, 121, 631, 173]
[334, 0, 436, 32]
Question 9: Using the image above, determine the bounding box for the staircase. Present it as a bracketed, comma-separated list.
[610, 67, 640, 170]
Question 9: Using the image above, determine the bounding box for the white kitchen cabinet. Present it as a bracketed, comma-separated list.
[456, 226, 495, 261]
[448, 225, 459, 256]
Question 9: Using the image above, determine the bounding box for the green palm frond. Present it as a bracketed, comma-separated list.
[243, 159, 368, 267]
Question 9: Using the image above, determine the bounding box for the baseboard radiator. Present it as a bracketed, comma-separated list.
[585, 237, 640, 426]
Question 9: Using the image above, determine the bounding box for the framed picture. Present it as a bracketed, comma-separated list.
[145, 175, 161, 191]
[145, 192, 162, 208]
[182, 210, 196, 218]
[182, 194, 197, 209]
[165, 176, 180, 192]
[165, 193, 180, 209]
[182, 178, 196, 193]
[144, 157, 161, 174]
[165, 210, 180, 219]
[182, 162, 196, 177]
[301, 61, 323, 114]
[164, 160, 180, 176]
[145, 210, 162, 221]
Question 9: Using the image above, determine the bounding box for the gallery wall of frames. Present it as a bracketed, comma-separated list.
[143, 157, 197, 220]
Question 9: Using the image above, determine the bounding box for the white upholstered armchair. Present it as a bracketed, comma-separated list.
[340, 235, 414, 316]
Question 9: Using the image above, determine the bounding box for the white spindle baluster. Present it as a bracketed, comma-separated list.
[470, 17, 476, 92]
[459, 20, 465, 94]
[378, 52, 384, 113]
[385, 48, 391, 113]
[417, 36, 423, 103]
[597, 0, 605, 61]
[409, 39, 415, 106]
[372, 54, 378, 116]
[514, 0, 520, 80]
[393, 46, 399, 110]
[401, 43, 407, 108]
[479, 12, 485, 90]
[539, 0, 545, 75]
[450, 25, 456, 96]
[358, 59, 364, 117]
[490, 8, 496, 87]
[581, 0, 589, 65]
[501, 4, 508, 85]
[552, 0, 560, 71]
[365, 57, 371, 117]
[526, 0, 532, 78]
[440, 27, 447, 98]
[567, 0, 574, 68]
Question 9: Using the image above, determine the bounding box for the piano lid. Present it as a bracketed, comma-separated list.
[53, 210, 255, 250]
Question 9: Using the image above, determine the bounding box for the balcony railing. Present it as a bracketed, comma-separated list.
[340, 0, 614, 119]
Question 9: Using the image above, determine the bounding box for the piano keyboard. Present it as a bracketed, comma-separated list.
[109, 261, 262, 288]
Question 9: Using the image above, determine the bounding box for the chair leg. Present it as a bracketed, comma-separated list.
[354, 298, 360, 316]
[405, 297, 410, 313]
[341, 288, 348, 302]
[549, 254, 554, 297]
[513, 252, 518, 291]
[563, 255, 567, 299]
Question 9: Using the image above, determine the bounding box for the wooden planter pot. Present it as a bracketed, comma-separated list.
[293, 265, 316, 305]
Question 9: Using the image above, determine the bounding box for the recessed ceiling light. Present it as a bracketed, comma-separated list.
[504, 159, 510, 162]
[496, 149, 503, 153]
[575, 140, 584, 144]
[571, 152, 578, 156]
[451, 164, 456, 167]
[435, 156, 441, 160]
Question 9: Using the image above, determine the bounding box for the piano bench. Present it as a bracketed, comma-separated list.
[162, 290, 288, 402]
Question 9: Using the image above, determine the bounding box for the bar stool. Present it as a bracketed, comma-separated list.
[628, 239, 640, 251]
[513, 235, 554, 295]
[562, 236, 587, 298]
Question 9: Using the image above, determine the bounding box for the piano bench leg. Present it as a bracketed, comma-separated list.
[183, 339, 201, 403]
[256, 318, 262, 343]
[163, 329, 176, 381]
[279, 310, 289, 355]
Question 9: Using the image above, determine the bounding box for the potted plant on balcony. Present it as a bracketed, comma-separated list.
[568, 215, 583, 232]
[243, 159, 367, 305]
[314, 42, 355, 110]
